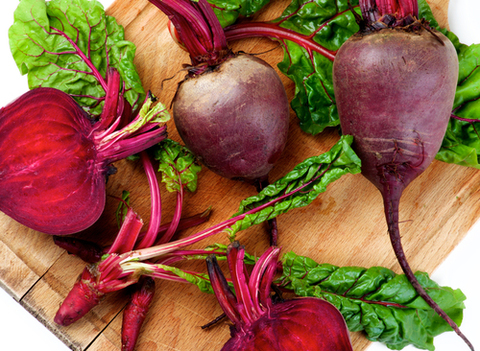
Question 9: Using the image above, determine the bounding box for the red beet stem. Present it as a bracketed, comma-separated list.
[148, 0, 230, 66]
[383, 181, 475, 351]
[108, 208, 143, 254]
[135, 152, 163, 249]
[224, 21, 336, 62]
[53, 236, 104, 263]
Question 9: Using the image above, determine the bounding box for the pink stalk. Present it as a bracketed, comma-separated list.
[135, 152, 163, 249]
[155, 178, 184, 245]
[108, 208, 143, 254]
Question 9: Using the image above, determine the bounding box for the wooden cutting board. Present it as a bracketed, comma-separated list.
[1, 0, 477, 350]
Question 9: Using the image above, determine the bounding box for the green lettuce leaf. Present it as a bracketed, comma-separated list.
[209, 0, 271, 27]
[280, 252, 466, 350]
[225, 134, 361, 238]
[154, 139, 202, 193]
[275, 0, 360, 134]
[8, 0, 145, 116]
[436, 42, 480, 168]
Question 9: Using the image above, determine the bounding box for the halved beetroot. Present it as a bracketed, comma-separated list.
[206, 242, 353, 351]
[0, 70, 168, 235]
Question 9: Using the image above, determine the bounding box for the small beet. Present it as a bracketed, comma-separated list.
[173, 54, 290, 181]
[149, 0, 289, 183]
[122, 276, 156, 351]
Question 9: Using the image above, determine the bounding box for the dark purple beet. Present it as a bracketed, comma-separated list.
[207, 242, 353, 351]
[333, 1, 473, 349]
[173, 54, 289, 181]
[148, 0, 289, 183]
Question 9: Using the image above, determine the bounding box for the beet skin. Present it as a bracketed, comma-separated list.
[173, 54, 290, 182]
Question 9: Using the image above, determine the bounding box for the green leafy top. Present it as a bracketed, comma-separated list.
[226, 135, 361, 238]
[9, 0, 145, 116]
[210, 0, 271, 27]
[279, 252, 466, 350]
[154, 139, 202, 193]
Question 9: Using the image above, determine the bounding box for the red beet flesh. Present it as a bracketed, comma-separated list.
[173, 54, 290, 181]
[207, 243, 353, 351]
[0, 88, 105, 235]
[222, 298, 353, 351]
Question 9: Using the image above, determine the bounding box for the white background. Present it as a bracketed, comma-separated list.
[0, 0, 479, 350]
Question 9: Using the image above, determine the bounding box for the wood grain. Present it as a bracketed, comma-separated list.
[1, 0, 474, 351]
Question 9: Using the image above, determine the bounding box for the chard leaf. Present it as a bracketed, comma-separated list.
[435, 41, 480, 168]
[8, 0, 145, 116]
[274, 0, 359, 134]
[153, 139, 202, 193]
[225, 135, 361, 239]
[155, 264, 214, 294]
[209, 0, 271, 27]
[280, 252, 466, 350]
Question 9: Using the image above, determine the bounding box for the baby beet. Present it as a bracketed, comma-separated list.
[333, 1, 473, 349]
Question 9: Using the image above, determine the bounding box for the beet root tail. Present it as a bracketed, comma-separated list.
[383, 191, 475, 351]
[121, 276, 156, 351]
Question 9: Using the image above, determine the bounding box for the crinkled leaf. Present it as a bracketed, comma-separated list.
[270, 0, 360, 134]
[436, 41, 480, 168]
[8, 0, 145, 116]
[280, 252, 466, 350]
[209, 0, 271, 27]
[225, 135, 361, 239]
[153, 139, 202, 193]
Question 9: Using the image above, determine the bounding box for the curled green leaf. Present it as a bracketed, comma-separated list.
[225, 135, 361, 239]
[279, 252, 467, 350]
[8, 0, 145, 115]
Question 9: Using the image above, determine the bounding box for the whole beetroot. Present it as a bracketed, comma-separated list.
[173, 54, 289, 181]
[333, 1, 473, 349]
[148, 0, 289, 183]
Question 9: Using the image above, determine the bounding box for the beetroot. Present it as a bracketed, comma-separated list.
[173, 54, 289, 181]
[332, 0, 472, 348]
[0, 68, 168, 235]
[148, 0, 289, 183]
[206, 242, 353, 351]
